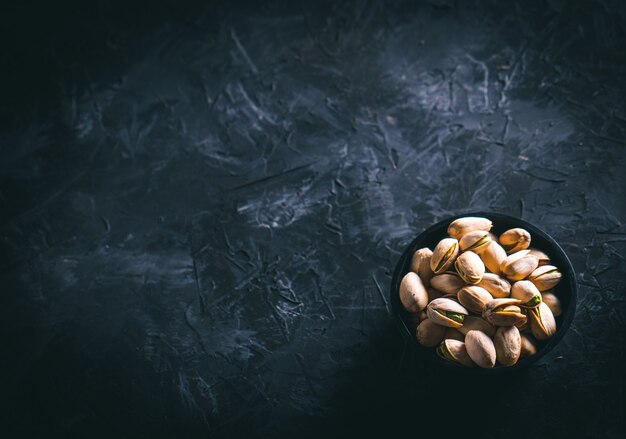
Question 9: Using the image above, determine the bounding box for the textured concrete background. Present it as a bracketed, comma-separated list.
[1, 0, 625, 437]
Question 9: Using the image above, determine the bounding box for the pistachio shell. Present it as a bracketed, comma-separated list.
[457, 315, 496, 337]
[459, 230, 492, 253]
[479, 241, 507, 275]
[427, 287, 443, 302]
[541, 291, 562, 317]
[444, 328, 465, 342]
[500, 250, 539, 281]
[529, 265, 562, 291]
[427, 298, 469, 328]
[528, 248, 550, 266]
[430, 238, 459, 274]
[399, 272, 429, 312]
[515, 310, 529, 331]
[430, 273, 465, 296]
[520, 334, 538, 357]
[483, 298, 527, 327]
[447, 217, 493, 240]
[511, 280, 542, 308]
[477, 273, 511, 298]
[410, 247, 435, 288]
[494, 326, 521, 366]
[465, 330, 496, 368]
[458, 286, 493, 314]
[529, 302, 557, 340]
[454, 251, 485, 284]
[407, 312, 421, 328]
[437, 339, 475, 367]
[418, 310, 428, 322]
[499, 228, 531, 253]
[416, 319, 446, 347]
[488, 232, 498, 242]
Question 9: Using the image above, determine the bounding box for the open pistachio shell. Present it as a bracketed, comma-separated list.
[529, 265, 562, 292]
[511, 280, 542, 308]
[457, 315, 496, 338]
[454, 251, 485, 284]
[430, 272, 465, 296]
[436, 339, 475, 367]
[541, 291, 562, 317]
[447, 217, 493, 240]
[430, 238, 459, 274]
[500, 250, 539, 281]
[528, 302, 557, 340]
[458, 286, 493, 314]
[494, 326, 521, 366]
[459, 230, 492, 253]
[399, 272, 429, 312]
[427, 298, 469, 328]
[528, 248, 550, 266]
[520, 334, 538, 358]
[479, 240, 507, 275]
[465, 330, 496, 368]
[416, 319, 446, 347]
[483, 298, 527, 327]
[410, 247, 435, 288]
[444, 328, 465, 342]
[477, 273, 511, 298]
[499, 228, 531, 254]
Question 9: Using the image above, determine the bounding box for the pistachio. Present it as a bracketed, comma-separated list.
[447, 217, 493, 240]
[477, 273, 511, 298]
[436, 339, 475, 367]
[399, 272, 429, 312]
[520, 334, 538, 358]
[511, 280, 542, 308]
[459, 230, 492, 253]
[458, 286, 493, 314]
[499, 228, 531, 253]
[444, 328, 465, 342]
[483, 298, 527, 327]
[528, 248, 550, 266]
[541, 291, 562, 317]
[515, 310, 529, 331]
[407, 312, 421, 328]
[494, 326, 521, 366]
[427, 287, 443, 302]
[488, 232, 498, 242]
[479, 240, 508, 275]
[427, 298, 469, 328]
[418, 310, 429, 322]
[529, 265, 562, 292]
[430, 238, 459, 274]
[410, 247, 435, 288]
[500, 250, 539, 281]
[528, 302, 557, 340]
[465, 330, 496, 368]
[430, 272, 465, 296]
[457, 315, 496, 338]
[454, 251, 485, 284]
[416, 319, 446, 347]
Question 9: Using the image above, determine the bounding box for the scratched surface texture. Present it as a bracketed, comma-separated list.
[1, 0, 625, 437]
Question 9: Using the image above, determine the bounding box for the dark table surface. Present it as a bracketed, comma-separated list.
[1, 1, 625, 437]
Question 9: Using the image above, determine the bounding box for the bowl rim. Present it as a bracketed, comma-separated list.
[390, 211, 578, 374]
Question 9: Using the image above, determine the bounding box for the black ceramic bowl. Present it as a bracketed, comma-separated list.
[390, 212, 577, 373]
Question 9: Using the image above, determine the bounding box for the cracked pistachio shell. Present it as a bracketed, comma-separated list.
[447, 217, 493, 240]
[483, 298, 527, 327]
[477, 273, 511, 298]
[430, 238, 459, 274]
[516, 310, 529, 331]
[511, 280, 542, 308]
[459, 230, 492, 253]
[528, 248, 550, 266]
[399, 272, 429, 313]
[410, 247, 435, 288]
[520, 334, 538, 358]
[457, 315, 496, 338]
[499, 228, 531, 253]
[494, 326, 521, 366]
[430, 272, 465, 296]
[465, 330, 496, 368]
[454, 251, 485, 284]
[541, 291, 562, 317]
[437, 339, 475, 367]
[416, 319, 446, 347]
[479, 241, 508, 275]
[501, 250, 539, 281]
[458, 286, 493, 314]
[444, 328, 465, 342]
[529, 265, 562, 291]
[488, 232, 498, 242]
[427, 298, 469, 328]
[529, 302, 557, 340]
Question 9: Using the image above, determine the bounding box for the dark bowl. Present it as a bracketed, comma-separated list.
[390, 212, 577, 374]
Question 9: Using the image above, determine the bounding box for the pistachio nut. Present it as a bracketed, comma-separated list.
[454, 251, 485, 284]
[477, 273, 511, 298]
[465, 330, 496, 368]
[458, 286, 493, 314]
[427, 287, 443, 302]
[416, 319, 446, 347]
[528, 302, 557, 340]
[541, 291, 562, 317]
[488, 232, 498, 242]
[483, 298, 527, 327]
[430, 238, 459, 274]
[427, 298, 469, 328]
[436, 339, 475, 367]
[511, 280, 542, 308]
[479, 240, 508, 275]
[520, 334, 538, 358]
[528, 248, 550, 266]
[430, 272, 465, 296]
[459, 230, 492, 253]
[410, 247, 435, 288]
[499, 228, 531, 253]
[500, 250, 539, 281]
[515, 310, 529, 331]
[529, 265, 562, 292]
[418, 309, 429, 322]
[494, 326, 521, 367]
[399, 272, 429, 313]
[457, 315, 496, 338]
[447, 217, 493, 240]
[444, 327, 465, 342]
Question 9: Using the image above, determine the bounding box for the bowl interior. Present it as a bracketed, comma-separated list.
[390, 212, 577, 373]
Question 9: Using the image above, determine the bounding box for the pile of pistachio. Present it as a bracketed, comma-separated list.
[399, 216, 563, 368]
